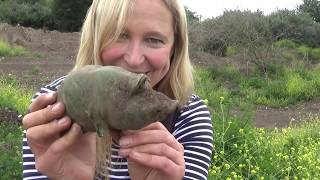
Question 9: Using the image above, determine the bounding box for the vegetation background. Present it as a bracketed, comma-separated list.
[0, 0, 320, 179]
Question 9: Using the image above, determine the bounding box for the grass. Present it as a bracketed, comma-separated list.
[193, 63, 320, 179]
[0, 75, 33, 114]
[207, 98, 320, 179]
[0, 39, 27, 57]
[0, 75, 33, 179]
[0, 120, 23, 179]
[197, 64, 320, 108]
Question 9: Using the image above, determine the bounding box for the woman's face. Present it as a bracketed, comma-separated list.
[101, 0, 175, 87]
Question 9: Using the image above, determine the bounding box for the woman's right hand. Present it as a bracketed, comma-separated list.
[23, 92, 96, 180]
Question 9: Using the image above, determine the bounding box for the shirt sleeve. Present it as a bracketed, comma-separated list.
[23, 77, 65, 180]
[173, 95, 213, 180]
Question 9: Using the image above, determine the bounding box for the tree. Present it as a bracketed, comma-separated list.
[185, 7, 201, 23]
[299, 0, 320, 23]
[51, 0, 92, 32]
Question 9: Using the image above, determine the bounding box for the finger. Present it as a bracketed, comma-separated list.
[48, 123, 82, 155]
[23, 102, 65, 129]
[119, 130, 183, 152]
[26, 116, 72, 146]
[119, 143, 184, 165]
[122, 122, 166, 135]
[29, 92, 57, 112]
[128, 151, 184, 176]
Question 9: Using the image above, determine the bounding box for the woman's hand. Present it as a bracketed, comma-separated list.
[23, 92, 96, 180]
[118, 122, 185, 180]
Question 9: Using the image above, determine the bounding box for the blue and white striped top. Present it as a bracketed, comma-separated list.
[23, 76, 213, 180]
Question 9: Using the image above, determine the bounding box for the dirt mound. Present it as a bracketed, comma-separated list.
[0, 23, 79, 89]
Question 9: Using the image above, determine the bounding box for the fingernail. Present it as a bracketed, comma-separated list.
[119, 137, 131, 147]
[52, 102, 61, 112]
[58, 117, 68, 125]
[72, 123, 80, 132]
[119, 149, 130, 157]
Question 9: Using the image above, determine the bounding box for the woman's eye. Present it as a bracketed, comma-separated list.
[145, 38, 164, 47]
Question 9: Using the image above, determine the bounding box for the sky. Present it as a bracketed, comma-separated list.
[181, 0, 304, 19]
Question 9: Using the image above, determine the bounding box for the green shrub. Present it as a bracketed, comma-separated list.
[310, 48, 320, 61]
[297, 45, 312, 57]
[209, 102, 320, 179]
[0, 40, 26, 57]
[0, 76, 32, 114]
[0, 40, 11, 56]
[51, 0, 91, 32]
[194, 68, 232, 108]
[268, 10, 320, 47]
[0, 120, 23, 179]
[274, 39, 298, 49]
[286, 73, 306, 97]
[0, 0, 53, 29]
[225, 46, 238, 56]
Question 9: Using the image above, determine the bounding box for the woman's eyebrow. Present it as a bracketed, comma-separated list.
[145, 31, 169, 41]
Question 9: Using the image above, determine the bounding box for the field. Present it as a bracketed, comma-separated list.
[1, 23, 320, 179]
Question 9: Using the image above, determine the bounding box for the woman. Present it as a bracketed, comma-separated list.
[22, 0, 213, 179]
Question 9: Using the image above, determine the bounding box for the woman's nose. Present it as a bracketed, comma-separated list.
[124, 41, 145, 67]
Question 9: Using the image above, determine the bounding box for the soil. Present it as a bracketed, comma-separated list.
[0, 23, 319, 128]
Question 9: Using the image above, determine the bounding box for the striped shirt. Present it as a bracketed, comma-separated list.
[23, 76, 213, 180]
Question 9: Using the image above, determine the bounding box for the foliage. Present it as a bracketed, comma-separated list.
[209, 110, 320, 179]
[0, 0, 53, 29]
[1, 65, 320, 178]
[51, 0, 91, 32]
[0, 0, 90, 31]
[225, 46, 237, 57]
[273, 39, 298, 49]
[196, 63, 320, 108]
[193, 67, 320, 179]
[268, 9, 320, 47]
[310, 48, 320, 62]
[0, 120, 23, 179]
[0, 75, 33, 114]
[185, 7, 201, 23]
[0, 39, 26, 57]
[299, 0, 320, 23]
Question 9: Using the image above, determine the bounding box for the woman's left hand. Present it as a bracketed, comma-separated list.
[118, 122, 185, 180]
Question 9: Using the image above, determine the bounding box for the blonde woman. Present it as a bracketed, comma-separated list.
[22, 0, 213, 179]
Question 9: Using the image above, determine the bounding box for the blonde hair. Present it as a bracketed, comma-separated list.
[74, 0, 194, 106]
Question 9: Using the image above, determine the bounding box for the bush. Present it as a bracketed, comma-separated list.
[0, 40, 26, 57]
[209, 97, 320, 179]
[310, 48, 320, 61]
[225, 46, 237, 56]
[268, 10, 320, 47]
[0, 76, 32, 114]
[0, 0, 53, 29]
[0, 0, 90, 31]
[51, 0, 91, 32]
[297, 45, 312, 58]
[274, 39, 298, 49]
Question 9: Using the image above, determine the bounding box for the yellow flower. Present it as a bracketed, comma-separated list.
[203, 99, 209, 105]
